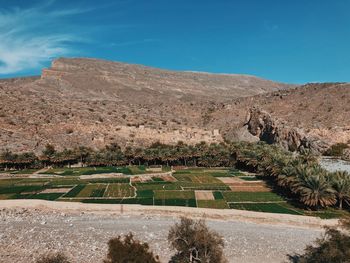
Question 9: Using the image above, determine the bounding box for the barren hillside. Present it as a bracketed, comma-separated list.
[0, 58, 293, 153]
[212, 82, 350, 146]
[0, 58, 348, 153]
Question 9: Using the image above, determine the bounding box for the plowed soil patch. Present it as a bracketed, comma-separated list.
[195, 191, 214, 200]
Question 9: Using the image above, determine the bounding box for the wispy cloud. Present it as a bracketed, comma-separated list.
[109, 38, 160, 47]
[0, 1, 88, 75]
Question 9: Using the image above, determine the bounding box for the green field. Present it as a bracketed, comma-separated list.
[154, 190, 195, 199]
[135, 182, 181, 190]
[229, 203, 302, 215]
[197, 200, 228, 209]
[2, 166, 342, 217]
[76, 184, 107, 198]
[223, 191, 284, 202]
[104, 184, 134, 198]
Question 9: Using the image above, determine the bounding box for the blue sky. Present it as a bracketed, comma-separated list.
[0, 0, 349, 83]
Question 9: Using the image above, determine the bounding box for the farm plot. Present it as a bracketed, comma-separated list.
[223, 191, 284, 203]
[104, 184, 135, 198]
[135, 182, 181, 191]
[131, 175, 153, 183]
[12, 192, 64, 201]
[48, 177, 81, 186]
[229, 203, 302, 215]
[81, 177, 129, 184]
[40, 188, 72, 194]
[197, 200, 228, 209]
[217, 177, 270, 192]
[195, 191, 214, 200]
[75, 184, 107, 198]
[0, 185, 44, 195]
[152, 174, 177, 182]
[63, 185, 85, 198]
[174, 173, 222, 184]
[174, 173, 228, 190]
[154, 190, 195, 199]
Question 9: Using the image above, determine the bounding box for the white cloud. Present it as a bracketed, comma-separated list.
[0, 2, 86, 75]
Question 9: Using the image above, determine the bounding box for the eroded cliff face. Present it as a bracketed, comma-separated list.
[245, 107, 329, 154]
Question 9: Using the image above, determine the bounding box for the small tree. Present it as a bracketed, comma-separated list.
[36, 253, 70, 263]
[288, 217, 350, 263]
[103, 233, 160, 263]
[168, 217, 227, 263]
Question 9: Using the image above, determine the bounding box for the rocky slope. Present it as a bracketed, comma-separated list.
[0, 58, 348, 153]
[245, 107, 329, 153]
[208, 82, 350, 151]
[0, 58, 293, 153]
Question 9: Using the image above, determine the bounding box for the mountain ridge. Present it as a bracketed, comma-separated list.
[0, 57, 348, 153]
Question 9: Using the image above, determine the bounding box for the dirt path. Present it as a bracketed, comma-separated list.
[0, 200, 338, 228]
[0, 200, 330, 263]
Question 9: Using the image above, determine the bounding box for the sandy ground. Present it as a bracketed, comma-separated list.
[0, 200, 337, 263]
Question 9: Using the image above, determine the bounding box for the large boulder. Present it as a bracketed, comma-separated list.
[245, 107, 329, 154]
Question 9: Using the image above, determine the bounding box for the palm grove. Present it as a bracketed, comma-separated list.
[1, 141, 350, 211]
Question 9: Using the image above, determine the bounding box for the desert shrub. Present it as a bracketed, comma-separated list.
[103, 233, 160, 263]
[325, 143, 349, 157]
[288, 217, 350, 263]
[36, 253, 70, 263]
[168, 217, 227, 263]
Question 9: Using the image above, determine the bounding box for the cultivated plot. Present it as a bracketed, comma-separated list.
[104, 184, 135, 198]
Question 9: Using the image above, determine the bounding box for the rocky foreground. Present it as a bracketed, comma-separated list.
[0, 202, 328, 263]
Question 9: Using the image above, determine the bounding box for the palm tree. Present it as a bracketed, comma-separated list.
[133, 147, 144, 166]
[331, 171, 350, 209]
[277, 165, 297, 188]
[294, 170, 336, 208]
[0, 149, 16, 170]
[74, 146, 91, 166]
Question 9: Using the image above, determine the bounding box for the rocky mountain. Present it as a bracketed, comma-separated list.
[245, 107, 329, 154]
[213, 82, 350, 149]
[0, 58, 348, 154]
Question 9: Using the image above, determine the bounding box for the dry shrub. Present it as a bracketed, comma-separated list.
[103, 233, 160, 263]
[288, 217, 350, 263]
[36, 253, 70, 263]
[168, 217, 227, 263]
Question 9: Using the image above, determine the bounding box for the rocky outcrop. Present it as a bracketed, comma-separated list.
[245, 107, 329, 154]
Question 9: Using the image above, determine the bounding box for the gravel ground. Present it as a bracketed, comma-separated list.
[0, 208, 323, 263]
[320, 157, 350, 173]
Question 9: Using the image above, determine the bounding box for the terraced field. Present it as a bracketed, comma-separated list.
[0, 166, 346, 217]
